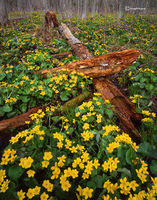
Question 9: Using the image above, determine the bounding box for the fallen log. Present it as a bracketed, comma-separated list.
[0, 91, 90, 132]
[44, 11, 141, 139]
[38, 49, 140, 78]
[0, 107, 40, 132]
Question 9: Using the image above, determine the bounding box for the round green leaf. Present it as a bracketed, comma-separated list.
[8, 166, 24, 180]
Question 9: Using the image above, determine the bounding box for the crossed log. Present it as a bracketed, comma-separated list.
[0, 12, 141, 140]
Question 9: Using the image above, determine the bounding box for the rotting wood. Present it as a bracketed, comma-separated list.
[0, 91, 90, 132]
[0, 107, 40, 132]
[38, 49, 140, 78]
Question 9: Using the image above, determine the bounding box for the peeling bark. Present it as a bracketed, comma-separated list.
[38, 49, 140, 78]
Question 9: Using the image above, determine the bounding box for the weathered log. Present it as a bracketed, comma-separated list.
[0, 107, 40, 132]
[0, 91, 90, 132]
[38, 49, 140, 78]
[45, 11, 59, 28]
[51, 51, 72, 59]
[58, 23, 92, 60]
[93, 78, 142, 138]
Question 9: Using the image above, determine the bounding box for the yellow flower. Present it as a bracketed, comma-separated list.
[27, 170, 35, 178]
[19, 157, 33, 169]
[40, 91, 45, 96]
[26, 188, 36, 199]
[40, 192, 49, 200]
[17, 189, 25, 200]
[76, 112, 80, 117]
[43, 152, 53, 161]
[42, 160, 49, 168]
[0, 179, 10, 193]
[136, 160, 149, 183]
[61, 180, 71, 192]
[82, 115, 87, 121]
[82, 187, 93, 199]
[83, 123, 90, 130]
[93, 159, 100, 169]
[38, 86, 43, 90]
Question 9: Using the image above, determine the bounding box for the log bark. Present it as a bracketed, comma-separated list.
[58, 23, 92, 60]
[0, 107, 40, 132]
[38, 49, 140, 78]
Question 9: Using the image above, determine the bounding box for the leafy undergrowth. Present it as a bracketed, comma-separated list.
[0, 12, 157, 200]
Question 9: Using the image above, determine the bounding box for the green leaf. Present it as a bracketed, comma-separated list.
[138, 142, 151, 156]
[20, 96, 30, 103]
[0, 97, 3, 105]
[145, 84, 154, 91]
[94, 175, 103, 188]
[117, 168, 131, 177]
[105, 109, 113, 119]
[46, 88, 53, 97]
[7, 111, 17, 118]
[8, 166, 24, 180]
[126, 148, 136, 165]
[60, 91, 69, 102]
[24, 178, 38, 188]
[0, 72, 6, 81]
[87, 180, 96, 189]
[140, 77, 147, 83]
[150, 160, 157, 176]
[20, 103, 27, 113]
[2, 104, 12, 112]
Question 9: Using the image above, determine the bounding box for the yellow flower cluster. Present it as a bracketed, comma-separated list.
[103, 180, 118, 194]
[142, 110, 156, 118]
[141, 109, 156, 123]
[0, 82, 18, 89]
[141, 117, 154, 123]
[81, 130, 94, 141]
[77, 185, 93, 200]
[139, 67, 155, 74]
[42, 152, 53, 168]
[102, 125, 120, 137]
[5, 97, 17, 103]
[30, 109, 45, 123]
[0, 169, 10, 193]
[102, 157, 119, 173]
[119, 177, 139, 195]
[9, 125, 45, 144]
[1, 149, 17, 165]
[26, 186, 41, 199]
[136, 160, 149, 183]
[129, 94, 143, 103]
[115, 132, 139, 151]
[42, 179, 53, 192]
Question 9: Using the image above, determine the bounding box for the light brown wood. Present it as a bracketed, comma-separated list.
[38, 49, 140, 78]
